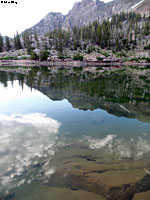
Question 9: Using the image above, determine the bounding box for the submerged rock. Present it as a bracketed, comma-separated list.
[3, 193, 15, 200]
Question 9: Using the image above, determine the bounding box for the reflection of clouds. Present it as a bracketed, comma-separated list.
[83, 134, 150, 160]
[0, 113, 61, 192]
[86, 135, 116, 150]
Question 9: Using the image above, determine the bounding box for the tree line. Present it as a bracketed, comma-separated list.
[47, 12, 150, 52]
[0, 32, 22, 52]
[0, 12, 150, 53]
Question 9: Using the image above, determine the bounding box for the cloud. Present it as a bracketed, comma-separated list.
[83, 134, 150, 160]
[85, 135, 116, 150]
[0, 113, 61, 192]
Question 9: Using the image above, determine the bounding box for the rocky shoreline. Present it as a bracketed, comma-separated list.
[0, 59, 150, 67]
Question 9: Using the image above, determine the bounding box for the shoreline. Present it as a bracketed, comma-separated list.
[0, 59, 150, 67]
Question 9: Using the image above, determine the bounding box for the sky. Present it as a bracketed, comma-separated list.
[0, 0, 111, 37]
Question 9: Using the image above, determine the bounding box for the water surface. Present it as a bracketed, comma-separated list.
[0, 67, 150, 200]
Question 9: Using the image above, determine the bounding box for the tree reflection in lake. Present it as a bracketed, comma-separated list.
[0, 66, 150, 200]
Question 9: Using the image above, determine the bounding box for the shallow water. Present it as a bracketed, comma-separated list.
[0, 67, 150, 200]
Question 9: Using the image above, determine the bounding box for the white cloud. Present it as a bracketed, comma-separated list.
[86, 135, 116, 149]
[0, 113, 61, 192]
[83, 134, 150, 160]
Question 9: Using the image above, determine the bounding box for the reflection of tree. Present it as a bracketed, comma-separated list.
[18, 74, 25, 90]
[0, 68, 150, 122]
[0, 71, 26, 89]
[18, 68, 149, 122]
[0, 71, 8, 87]
[28, 69, 150, 105]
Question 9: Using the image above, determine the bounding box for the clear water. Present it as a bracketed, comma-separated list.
[0, 67, 150, 200]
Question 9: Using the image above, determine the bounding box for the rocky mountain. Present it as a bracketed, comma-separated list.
[29, 12, 64, 36]
[62, 0, 113, 29]
[112, 0, 142, 13]
[133, 0, 150, 17]
[27, 0, 148, 36]
[62, 0, 141, 29]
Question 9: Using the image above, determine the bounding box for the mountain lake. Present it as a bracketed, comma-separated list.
[0, 66, 150, 200]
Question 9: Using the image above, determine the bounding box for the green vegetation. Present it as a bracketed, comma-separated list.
[47, 12, 150, 52]
[73, 53, 83, 61]
[57, 51, 65, 60]
[127, 58, 140, 62]
[30, 50, 50, 61]
[124, 57, 150, 62]
[5, 36, 10, 51]
[96, 56, 103, 61]
[1, 67, 150, 107]
[98, 51, 110, 57]
[115, 51, 128, 58]
[144, 45, 150, 50]
[14, 31, 22, 50]
[39, 50, 49, 61]
[0, 56, 18, 60]
[0, 12, 150, 62]
[0, 34, 3, 52]
[22, 29, 33, 54]
[30, 52, 39, 60]
[144, 57, 150, 62]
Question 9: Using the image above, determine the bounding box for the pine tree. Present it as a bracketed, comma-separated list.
[34, 31, 39, 48]
[22, 30, 32, 54]
[143, 21, 150, 36]
[0, 34, 3, 52]
[42, 12, 149, 52]
[5, 36, 11, 51]
[15, 31, 22, 50]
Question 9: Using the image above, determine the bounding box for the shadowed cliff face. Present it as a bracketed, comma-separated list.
[0, 66, 150, 122]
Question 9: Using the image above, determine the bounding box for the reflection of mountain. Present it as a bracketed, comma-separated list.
[0, 67, 150, 122]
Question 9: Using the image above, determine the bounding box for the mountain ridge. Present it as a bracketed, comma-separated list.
[24, 0, 149, 36]
[134, 0, 150, 16]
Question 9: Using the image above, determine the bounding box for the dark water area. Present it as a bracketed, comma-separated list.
[0, 66, 150, 200]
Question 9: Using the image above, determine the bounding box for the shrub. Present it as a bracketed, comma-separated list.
[57, 51, 65, 60]
[30, 52, 39, 60]
[144, 46, 150, 50]
[73, 53, 83, 61]
[129, 58, 140, 62]
[145, 57, 150, 62]
[116, 52, 128, 58]
[96, 56, 103, 61]
[39, 50, 49, 61]
[101, 51, 109, 57]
